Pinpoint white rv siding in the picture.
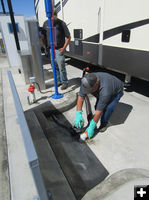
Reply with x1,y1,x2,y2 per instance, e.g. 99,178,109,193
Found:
36,0,47,26
37,0,103,41
36,0,149,50
36,0,149,81
62,0,103,41
103,0,149,51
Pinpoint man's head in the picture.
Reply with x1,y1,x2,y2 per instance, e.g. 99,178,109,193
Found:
53,9,58,23
81,73,100,94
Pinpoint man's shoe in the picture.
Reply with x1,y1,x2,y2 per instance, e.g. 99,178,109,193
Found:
61,84,68,90
57,82,62,87
99,124,108,132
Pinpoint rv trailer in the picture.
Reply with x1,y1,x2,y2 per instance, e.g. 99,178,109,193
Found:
35,0,149,82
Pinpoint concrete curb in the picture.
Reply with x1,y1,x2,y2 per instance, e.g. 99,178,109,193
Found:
82,168,149,200
2,68,39,200
0,69,10,200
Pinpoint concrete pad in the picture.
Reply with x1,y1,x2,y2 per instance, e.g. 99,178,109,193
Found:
0,69,10,200
0,55,10,69
4,66,78,113
62,70,149,199
2,52,149,200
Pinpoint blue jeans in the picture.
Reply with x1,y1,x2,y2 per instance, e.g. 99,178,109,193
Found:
54,49,68,85
100,91,123,126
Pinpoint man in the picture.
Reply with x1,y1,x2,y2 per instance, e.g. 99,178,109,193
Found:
43,9,71,90
38,27,48,56
74,72,124,140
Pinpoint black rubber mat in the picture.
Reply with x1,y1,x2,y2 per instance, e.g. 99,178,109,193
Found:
25,111,76,200
37,113,108,199
25,103,109,200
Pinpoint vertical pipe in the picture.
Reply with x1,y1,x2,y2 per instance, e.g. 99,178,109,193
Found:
44,0,63,99
7,0,21,51
52,0,55,57
1,0,6,14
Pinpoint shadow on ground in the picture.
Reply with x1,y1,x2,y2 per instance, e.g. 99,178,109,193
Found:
89,102,132,138
109,102,133,126
44,68,54,81
44,76,81,91
41,54,51,65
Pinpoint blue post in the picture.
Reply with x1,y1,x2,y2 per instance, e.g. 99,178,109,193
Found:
44,0,63,99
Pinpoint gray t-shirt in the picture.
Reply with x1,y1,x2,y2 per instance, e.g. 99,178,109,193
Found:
79,72,124,111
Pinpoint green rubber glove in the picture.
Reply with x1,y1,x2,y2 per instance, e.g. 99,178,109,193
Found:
85,119,97,139
74,110,84,128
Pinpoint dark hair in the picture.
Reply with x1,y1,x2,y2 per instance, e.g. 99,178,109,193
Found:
54,9,57,16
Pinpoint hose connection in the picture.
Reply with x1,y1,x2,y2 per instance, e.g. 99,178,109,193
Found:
27,77,37,105
27,77,53,105
82,66,90,77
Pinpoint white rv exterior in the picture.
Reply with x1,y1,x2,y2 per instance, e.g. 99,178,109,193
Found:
35,0,149,82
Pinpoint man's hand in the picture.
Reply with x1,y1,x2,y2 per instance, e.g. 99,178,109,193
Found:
85,119,97,139
59,47,65,53
74,110,84,128
60,36,71,53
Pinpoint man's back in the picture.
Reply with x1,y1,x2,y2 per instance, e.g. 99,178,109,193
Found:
96,72,124,96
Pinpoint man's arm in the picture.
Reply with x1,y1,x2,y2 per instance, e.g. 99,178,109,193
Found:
60,35,71,53
74,96,85,128
76,96,85,111
93,110,102,123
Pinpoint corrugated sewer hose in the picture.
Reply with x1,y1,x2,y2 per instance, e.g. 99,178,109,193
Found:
51,94,93,138
35,82,53,94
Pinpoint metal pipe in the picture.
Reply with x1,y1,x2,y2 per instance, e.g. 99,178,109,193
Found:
44,0,63,99
1,0,6,14
84,95,93,125
7,0,21,51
